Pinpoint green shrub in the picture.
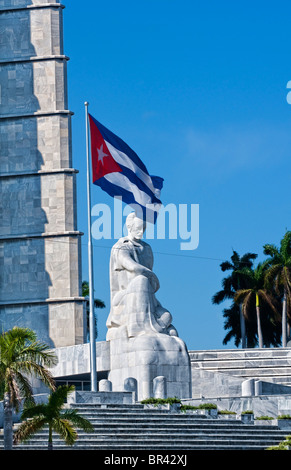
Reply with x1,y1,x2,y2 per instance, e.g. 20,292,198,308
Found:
241,410,253,415
255,416,274,420
277,414,291,420
197,403,217,410
180,403,218,413
180,405,198,411
218,409,236,415
141,397,181,405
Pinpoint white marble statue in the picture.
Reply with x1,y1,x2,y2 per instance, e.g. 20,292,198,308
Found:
106,212,178,340
106,212,192,400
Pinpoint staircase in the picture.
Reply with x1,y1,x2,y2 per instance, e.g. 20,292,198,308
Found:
0,403,289,450
189,348,291,386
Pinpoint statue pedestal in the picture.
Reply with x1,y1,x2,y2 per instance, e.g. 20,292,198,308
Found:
107,334,192,401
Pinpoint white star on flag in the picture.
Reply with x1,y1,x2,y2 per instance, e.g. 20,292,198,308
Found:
97,144,109,165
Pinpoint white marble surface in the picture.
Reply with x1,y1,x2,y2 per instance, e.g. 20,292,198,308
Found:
106,214,192,400
0,0,85,348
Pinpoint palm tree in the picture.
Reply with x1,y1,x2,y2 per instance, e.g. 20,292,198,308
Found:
263,231,291,347
212,250,258,348
222,303,246,347
0,327,57,450
234,262,280,348
82,281,105,341
13,384,94,450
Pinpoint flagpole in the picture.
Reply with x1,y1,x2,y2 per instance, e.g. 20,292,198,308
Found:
85,101,97,392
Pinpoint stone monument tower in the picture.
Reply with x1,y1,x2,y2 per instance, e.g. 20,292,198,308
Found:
0,0,85,347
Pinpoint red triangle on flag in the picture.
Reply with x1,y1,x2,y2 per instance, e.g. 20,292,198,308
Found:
89,115,122,182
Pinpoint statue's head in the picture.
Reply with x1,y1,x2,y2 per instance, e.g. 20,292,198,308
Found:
126,212,146,240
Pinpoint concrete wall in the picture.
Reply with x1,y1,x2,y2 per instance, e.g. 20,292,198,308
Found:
50,341,110,378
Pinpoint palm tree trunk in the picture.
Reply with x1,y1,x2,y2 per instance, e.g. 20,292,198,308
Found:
48,425,53,450
282,288,288,347
239,304,246,348
3,392,13,450
256,293,263,348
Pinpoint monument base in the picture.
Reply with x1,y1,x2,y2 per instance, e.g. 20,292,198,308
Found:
107,334,192,401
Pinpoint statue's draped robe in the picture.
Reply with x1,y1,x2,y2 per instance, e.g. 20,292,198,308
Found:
106,237,177,340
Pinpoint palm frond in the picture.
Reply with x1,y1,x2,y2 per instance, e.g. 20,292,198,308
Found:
82,281,105,309
212,289,230,304
280,231,291,260
12,370,34,408
6,373,22,410
240,252,258,266
7,327,37,344
18,360,56,391
53,417,78,446
222,303,242,347
235,267,255,286
230,250,240,266
21,403,47,420
62,409,94,433
48,384,74,411
242,291,254,321
234,289,251,305
94,299,106,308
21,341,58,367
220,261,234,272
263,243,280,259
258,289,281,320
14,417,47,445
264,264,282,291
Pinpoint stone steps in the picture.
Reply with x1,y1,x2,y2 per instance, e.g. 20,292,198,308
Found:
189,348,291,385
0,403,288,451
16,430,287,440
4,443,282,450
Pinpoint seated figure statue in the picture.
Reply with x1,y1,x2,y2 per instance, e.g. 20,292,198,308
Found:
106,212,179,340
106,212,191,400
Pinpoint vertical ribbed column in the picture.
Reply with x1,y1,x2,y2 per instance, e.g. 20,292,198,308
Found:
0,0,86,347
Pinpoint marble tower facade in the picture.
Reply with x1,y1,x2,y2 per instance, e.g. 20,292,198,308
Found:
0,0,85,347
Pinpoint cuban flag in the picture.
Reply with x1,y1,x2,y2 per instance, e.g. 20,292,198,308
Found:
88,114,163,223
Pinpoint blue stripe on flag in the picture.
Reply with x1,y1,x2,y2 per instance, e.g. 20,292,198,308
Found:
151,175,164,191
117,163,161,204
94,176,160,223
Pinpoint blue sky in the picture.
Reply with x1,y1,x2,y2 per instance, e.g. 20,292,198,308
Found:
63,0,291,350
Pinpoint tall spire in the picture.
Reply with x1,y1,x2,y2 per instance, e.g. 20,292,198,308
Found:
0,0,86,348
